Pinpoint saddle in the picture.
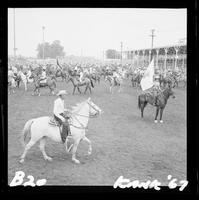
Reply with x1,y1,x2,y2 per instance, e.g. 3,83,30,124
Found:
48,116,71,143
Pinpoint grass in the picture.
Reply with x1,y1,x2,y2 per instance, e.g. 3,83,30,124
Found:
8,78,186,186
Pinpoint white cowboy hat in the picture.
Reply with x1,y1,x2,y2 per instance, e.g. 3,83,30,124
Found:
56,90,68,96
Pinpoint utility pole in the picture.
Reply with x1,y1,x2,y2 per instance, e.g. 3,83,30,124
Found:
42,26,45,60
13,8,17,62
149,29,156,61
150,29,156,49
121,42,123,66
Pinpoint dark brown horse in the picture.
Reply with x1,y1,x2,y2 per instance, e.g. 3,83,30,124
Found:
138,87,175,123
31,73,56,96
67,75,94,95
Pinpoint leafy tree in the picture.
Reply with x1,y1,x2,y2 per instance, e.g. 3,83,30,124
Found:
36,40,65,59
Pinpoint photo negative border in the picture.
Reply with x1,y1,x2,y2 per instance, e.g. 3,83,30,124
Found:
0,0,198,197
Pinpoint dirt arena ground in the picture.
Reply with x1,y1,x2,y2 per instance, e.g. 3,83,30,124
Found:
8,78,186,186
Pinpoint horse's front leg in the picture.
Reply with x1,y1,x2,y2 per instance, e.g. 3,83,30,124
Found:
71,139,81,164
82,136,92,155
154,107,159,123
24,81,27,91
73,86,76,95
159,107,164,123
84,86,87,94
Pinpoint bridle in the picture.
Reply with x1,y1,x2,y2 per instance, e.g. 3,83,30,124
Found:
69,101,100,129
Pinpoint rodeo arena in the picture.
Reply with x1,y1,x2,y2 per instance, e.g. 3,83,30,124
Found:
8,9,187,187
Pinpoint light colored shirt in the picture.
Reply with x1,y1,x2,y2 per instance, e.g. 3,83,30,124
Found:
41,71,46,79
18,71,27,81
53,98,66,120
12,67,17,74
8,70,14,78
27,70,31,78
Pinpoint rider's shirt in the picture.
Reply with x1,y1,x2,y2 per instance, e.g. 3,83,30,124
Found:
8,70,14,78
18,71,26,81
79,71,84,82
53,98,65,120
12,67,18,74
153,80,161,92
41,71,46,79
27,70,31,78
113,71,119,78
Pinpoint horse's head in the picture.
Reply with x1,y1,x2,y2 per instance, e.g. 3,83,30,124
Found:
87,97,102,117
165,86,175,99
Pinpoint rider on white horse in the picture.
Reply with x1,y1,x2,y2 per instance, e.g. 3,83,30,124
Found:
53,90,71,143
8,67,16,87
112,70,120,84
26,68,32,83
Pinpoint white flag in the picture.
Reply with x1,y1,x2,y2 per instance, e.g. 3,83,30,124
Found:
140,59,154,91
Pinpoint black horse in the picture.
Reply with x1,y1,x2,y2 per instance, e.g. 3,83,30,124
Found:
138,87,175,123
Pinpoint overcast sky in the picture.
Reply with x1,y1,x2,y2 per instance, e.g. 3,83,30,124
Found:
8,8,187,58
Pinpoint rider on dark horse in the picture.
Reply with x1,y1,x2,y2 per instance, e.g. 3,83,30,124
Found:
151,74,162,106
53,90,71,143
39,68,47,84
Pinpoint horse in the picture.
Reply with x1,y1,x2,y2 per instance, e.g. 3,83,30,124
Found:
31,73,56,96
105,75,123,93
90,73,100,84
12,72,21,88
138,86,175,123
17,70,32,91
19,97,102,164
131,73,142,87
160,73,178,88
67,75,94,95
8,76,16,94
55,69,67,82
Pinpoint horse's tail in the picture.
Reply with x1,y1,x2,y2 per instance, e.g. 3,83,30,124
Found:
19,119,34,147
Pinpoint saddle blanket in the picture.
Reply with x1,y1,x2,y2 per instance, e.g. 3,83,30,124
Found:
40,80,47,84
48,117,59,126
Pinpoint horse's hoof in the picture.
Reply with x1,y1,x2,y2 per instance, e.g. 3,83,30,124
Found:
154,120,158,123
46,157,53,162
160,120,163,123
19,159,24,164
72,159,80,164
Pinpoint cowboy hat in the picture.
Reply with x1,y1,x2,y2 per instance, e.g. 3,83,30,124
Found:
56,90,68,96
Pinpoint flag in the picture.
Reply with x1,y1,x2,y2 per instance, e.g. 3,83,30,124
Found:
56,58,62,69
140,59,154,91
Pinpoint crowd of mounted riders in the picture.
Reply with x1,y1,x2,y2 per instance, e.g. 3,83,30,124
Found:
128,65,187,88
8,59,187,94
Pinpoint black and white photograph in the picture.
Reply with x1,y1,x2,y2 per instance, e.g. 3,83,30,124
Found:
6,7,190,189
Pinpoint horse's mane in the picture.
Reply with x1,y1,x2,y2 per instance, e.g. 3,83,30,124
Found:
71,100,87,113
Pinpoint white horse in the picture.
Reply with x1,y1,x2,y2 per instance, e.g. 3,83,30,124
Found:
17,71,28,91
8,76,16,94
19,97,102,164
105,74,123,93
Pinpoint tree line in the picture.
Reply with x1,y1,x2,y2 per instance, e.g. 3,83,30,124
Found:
36,40,65,59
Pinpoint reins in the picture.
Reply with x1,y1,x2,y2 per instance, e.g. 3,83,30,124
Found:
69,101,99,129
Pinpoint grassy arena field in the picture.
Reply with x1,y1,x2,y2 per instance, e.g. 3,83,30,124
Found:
8,79,186,186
